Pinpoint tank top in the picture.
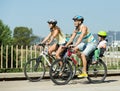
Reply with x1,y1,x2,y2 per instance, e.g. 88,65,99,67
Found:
55,31,66,44
74,25,96,43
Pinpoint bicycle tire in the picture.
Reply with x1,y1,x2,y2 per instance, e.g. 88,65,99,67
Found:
24,57,45,82
87,59,107,83
65,58,76,78
49,59,73,85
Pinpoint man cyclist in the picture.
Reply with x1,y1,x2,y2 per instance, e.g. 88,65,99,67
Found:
65,15,97,78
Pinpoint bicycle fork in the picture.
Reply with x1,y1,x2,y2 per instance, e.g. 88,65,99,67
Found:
34,57,42,71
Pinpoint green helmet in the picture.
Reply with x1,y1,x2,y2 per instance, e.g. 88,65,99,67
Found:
98,31,107,37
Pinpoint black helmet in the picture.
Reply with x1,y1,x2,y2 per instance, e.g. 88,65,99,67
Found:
73,15,84,22
47,19,57,25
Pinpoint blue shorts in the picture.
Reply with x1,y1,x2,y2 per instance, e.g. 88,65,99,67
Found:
77,42,97,56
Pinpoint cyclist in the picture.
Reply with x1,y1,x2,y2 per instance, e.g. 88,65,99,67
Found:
41,19,67,60
92,30,107,64
65,15,97,78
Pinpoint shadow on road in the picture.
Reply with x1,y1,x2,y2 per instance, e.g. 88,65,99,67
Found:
69,79,118,85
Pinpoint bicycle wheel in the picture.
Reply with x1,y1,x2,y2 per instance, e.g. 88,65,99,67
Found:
49,59,73,85
87,59,107,83
66,58,76,78
24,57,45,82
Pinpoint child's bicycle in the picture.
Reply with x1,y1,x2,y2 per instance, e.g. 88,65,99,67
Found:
24,43,55,82
49,46,107,85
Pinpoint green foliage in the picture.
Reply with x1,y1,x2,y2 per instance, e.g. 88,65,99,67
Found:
0,68,23,73
0,20,12,45
13,27,38,47
0,20,14,69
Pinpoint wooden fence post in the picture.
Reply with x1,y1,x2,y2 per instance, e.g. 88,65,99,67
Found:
34,45,37,58
26,46,28,63
1,45,3,68
6,45,8,68
16,45,18,68
21,45,23,68
30,46,32,59
11,45,13,68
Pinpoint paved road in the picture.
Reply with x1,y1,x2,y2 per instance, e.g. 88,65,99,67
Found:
0,76,120,91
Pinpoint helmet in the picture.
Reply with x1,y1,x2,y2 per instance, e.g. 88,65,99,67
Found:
98,31,107,37
72,15,84,21
47,19,57,25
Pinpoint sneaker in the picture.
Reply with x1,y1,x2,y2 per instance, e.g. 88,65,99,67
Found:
77,72,88,78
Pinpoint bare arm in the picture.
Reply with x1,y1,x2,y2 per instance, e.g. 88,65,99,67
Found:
65,30,77,47
48,29,59,44
100,44,106,49
75,26,87,46
41,33,51,44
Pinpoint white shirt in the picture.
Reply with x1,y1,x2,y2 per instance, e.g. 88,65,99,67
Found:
97,40,107,48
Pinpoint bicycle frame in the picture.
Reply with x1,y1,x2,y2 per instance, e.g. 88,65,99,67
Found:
40,45,51,66
39,51,51,66
64,48,79,65
64,47,94,65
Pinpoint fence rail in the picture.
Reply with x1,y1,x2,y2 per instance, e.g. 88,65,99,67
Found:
0,45,40,70
0,45,120,72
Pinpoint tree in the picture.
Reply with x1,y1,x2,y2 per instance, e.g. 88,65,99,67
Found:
13,27,38,47
0,20,12,45
0,20,13,69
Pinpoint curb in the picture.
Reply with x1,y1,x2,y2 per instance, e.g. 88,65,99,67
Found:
0,70,120,81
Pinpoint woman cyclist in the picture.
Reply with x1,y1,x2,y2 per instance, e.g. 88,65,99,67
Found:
41,19,67,60
65,15,97,78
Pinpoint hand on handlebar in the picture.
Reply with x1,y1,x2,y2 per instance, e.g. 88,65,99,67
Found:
61,45,75,49
68,45,75,48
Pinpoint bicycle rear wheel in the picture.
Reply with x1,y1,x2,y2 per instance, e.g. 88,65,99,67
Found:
87,59,107,83
24,57,45,82
49,59,73,85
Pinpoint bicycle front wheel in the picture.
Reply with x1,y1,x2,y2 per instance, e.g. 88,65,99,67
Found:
87,59,107,83
49,59,73,85
66,58,76,78
24,58,45,82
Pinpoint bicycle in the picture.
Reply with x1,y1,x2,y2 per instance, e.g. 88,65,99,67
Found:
24,43,55,82
49,46,107,85
49,46,75,85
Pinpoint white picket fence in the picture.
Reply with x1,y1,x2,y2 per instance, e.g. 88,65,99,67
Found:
0,45,120,70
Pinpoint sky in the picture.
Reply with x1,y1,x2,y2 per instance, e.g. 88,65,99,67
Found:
0,0,120,37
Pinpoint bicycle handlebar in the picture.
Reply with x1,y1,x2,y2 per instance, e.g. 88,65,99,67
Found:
38,43,46,47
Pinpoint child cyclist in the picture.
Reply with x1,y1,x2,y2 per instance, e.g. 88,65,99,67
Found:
92,31,107,64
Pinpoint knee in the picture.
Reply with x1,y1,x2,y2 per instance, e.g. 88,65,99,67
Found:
48,49,52,55
48,49,55,56
55,53,58,57
55,53,60,59
81,53,86,58
74,47,79,52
